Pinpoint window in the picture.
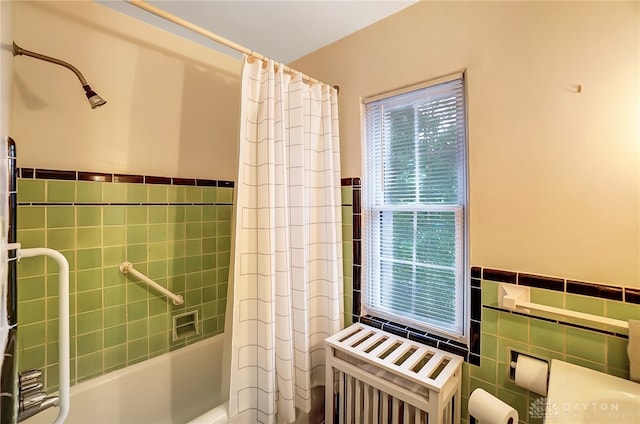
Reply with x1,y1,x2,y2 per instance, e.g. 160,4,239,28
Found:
362,71,468,342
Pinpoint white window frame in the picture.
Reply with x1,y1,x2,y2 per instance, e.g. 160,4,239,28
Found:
361,70,470,344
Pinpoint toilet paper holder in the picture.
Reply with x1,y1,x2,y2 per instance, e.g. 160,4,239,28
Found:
509,351,548,379
509,351,550,396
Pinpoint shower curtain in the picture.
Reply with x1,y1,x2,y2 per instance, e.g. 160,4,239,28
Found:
228,57,343,424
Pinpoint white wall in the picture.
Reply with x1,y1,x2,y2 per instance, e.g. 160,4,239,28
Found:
292,1,640,287
12,0,241,181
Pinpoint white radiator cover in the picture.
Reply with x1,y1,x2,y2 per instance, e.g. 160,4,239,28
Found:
325,323,463,424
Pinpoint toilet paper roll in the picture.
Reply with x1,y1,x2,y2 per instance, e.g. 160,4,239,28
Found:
514,355,549,396
468,389,518,424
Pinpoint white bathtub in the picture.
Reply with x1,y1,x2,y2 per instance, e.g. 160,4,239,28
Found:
25,334,228,424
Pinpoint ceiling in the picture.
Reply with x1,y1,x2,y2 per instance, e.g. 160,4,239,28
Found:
99,0,418,64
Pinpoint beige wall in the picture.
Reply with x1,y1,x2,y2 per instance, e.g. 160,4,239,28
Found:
1,1,12,147
292,1,640,287
12,0,241,181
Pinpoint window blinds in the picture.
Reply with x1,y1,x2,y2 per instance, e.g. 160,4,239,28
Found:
362,74,467,338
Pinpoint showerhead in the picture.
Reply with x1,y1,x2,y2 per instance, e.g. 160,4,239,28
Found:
13,42,107,110
83,85,107,109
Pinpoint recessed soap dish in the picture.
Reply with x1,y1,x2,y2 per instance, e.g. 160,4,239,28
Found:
172,311,199,341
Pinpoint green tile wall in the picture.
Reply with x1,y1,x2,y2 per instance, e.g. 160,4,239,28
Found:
339,181,640,424
16,178,233,391
460,280,638,424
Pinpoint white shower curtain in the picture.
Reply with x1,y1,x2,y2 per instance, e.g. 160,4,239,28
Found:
228,57,343,424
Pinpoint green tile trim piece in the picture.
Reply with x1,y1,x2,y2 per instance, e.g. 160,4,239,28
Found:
76,181,103,203
19,207,46,230
18,179,46,203
47,180,76,203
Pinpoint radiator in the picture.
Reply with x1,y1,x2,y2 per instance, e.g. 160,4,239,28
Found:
325,323,463,424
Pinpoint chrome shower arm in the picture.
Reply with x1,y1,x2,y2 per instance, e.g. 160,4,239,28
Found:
13,42,88,86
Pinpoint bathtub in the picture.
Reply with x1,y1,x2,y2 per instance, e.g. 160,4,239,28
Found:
24,334,228,424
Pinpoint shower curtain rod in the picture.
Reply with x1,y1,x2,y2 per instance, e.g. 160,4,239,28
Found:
127,0,326,87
